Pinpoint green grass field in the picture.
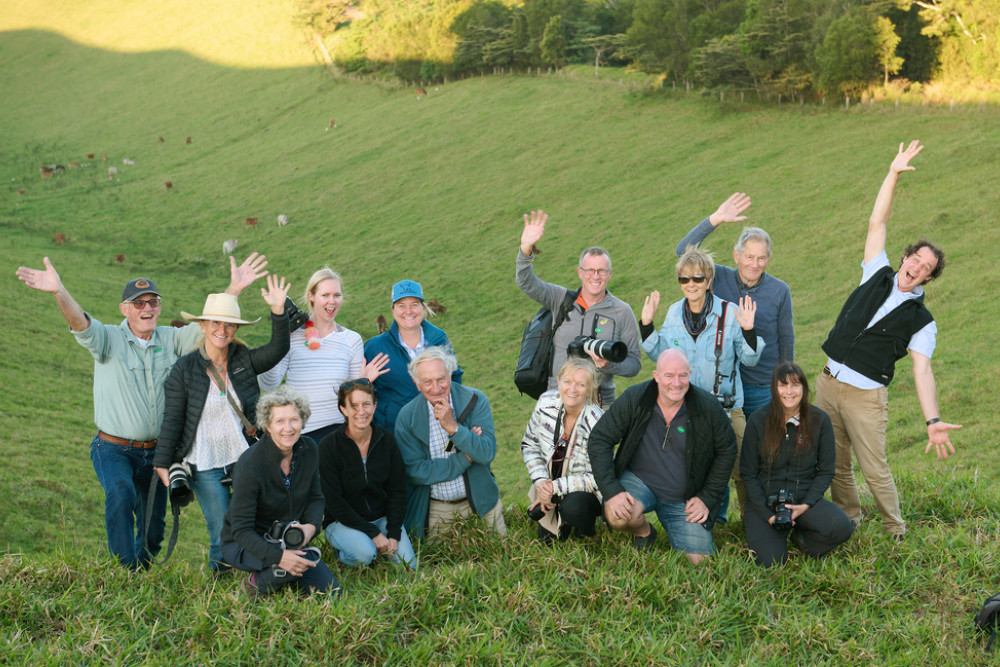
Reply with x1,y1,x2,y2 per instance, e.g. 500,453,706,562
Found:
2,2,1000,664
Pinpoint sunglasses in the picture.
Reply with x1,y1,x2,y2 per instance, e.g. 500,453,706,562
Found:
677,275,707,285
129,298,162,309
339,378,372,393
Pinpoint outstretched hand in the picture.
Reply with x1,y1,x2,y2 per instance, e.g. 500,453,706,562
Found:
228,252,269,295
360,353,390,382
520,210,547,256
736,295,757,330
640,290,661,326
261,275,291,314
890,140,923,175
16,257,62,294
709,192,752,226
925,420,961,459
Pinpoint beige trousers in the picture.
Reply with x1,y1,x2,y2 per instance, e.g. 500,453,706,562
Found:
427,498,507,540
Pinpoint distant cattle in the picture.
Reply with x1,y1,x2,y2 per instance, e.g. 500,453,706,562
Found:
101,156,107,161
170,319,187,328
165,181,173,190
68,162,80,169
108,167,118,180
186,136,192,144
375,314,388,334
158,136,164,143
415,88,427,99
87,153,96,159
54,233,66,245
328,119,336,130
244,217,258,230
17,188,25,195
277,214,288,227
223,239,238,255
123,158,135,166
114,254,125,264
39,166,54,179
426,299,447,317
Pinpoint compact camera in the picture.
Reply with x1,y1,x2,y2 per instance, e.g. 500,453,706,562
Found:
527,494,562,522
766,489,796,532
167,462,195,507
567,336,627,363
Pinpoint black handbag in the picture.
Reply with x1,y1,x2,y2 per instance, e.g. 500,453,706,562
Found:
514,289,578,399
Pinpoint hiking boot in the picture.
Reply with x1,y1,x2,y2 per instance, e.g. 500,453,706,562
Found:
242,574,262,600
633,525,657,552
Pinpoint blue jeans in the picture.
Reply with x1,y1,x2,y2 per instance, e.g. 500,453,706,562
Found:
741,381,772,419
619,470,716,555
325,516,418,570
90,434,166,570
189,465,232,572
221,541,339,596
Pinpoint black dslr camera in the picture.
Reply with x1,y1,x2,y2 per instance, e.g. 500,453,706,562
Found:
167,462,195,507
528,495,562,521
267,520,306,550
567,336,628,363
767,489,796,532
283,296,311,332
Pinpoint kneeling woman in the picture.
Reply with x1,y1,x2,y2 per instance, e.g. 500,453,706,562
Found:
740,362,854,567
220,387,339,597
520,357,604,541
319,379,417,569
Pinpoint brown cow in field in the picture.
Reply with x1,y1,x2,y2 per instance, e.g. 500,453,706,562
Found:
328,119,336,130
244,217,259,229
375,314,388,334
170,319,187,328
17,189,25,195
68,162,80,168
165,181,173,190
54,233,66,245
114,254,125,264
426,299,447,317
87,153,96,159
186,136,192,144
415,88,427,99
39,166,54,179
158,136,164,143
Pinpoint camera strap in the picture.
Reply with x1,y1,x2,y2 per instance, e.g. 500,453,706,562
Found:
142,476,181,566
712,301,730,396
204,350,259,441
444,393,479,452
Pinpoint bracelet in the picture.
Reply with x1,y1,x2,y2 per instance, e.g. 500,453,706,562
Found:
926,417,941,426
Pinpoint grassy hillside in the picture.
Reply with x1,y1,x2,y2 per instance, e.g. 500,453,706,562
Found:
2,3,1000,664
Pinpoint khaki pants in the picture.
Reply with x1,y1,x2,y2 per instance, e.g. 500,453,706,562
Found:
427,498,507,540
815,372,904,536
729,407,747,516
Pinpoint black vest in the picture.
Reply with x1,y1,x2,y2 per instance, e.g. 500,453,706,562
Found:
821,266,934,386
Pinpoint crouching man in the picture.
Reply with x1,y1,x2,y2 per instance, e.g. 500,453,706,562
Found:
588,349,736,564
395,347,506,540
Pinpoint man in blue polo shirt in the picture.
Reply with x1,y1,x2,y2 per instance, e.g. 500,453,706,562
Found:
16,253,268,569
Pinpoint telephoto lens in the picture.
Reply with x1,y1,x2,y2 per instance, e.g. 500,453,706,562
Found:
282,523,306,550
567,336,628,363
167,462,194,507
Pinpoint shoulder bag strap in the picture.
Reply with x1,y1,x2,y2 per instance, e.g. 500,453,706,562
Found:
204,350,258,438
444,393,479,452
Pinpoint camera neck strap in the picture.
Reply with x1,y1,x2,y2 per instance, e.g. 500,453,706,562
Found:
444,393,479,452
203,349,258,439
143,476,181,567
712,301,737,396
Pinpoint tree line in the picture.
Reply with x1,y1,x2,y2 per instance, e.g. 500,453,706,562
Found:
300,0,999,96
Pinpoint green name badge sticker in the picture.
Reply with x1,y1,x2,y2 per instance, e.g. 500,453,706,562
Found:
677,427,686,433
595,328,603,333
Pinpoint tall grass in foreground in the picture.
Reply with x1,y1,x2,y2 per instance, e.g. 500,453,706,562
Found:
2,2,1000,662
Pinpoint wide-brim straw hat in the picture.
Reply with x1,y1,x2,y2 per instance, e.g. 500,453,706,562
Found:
181,293,260,325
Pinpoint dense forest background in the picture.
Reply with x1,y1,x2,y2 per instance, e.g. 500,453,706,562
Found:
300,0,999,97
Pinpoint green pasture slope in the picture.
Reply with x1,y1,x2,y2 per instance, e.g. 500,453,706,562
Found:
2,3,1000,664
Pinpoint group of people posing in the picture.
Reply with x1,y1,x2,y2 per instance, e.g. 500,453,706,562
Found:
16,140,961,599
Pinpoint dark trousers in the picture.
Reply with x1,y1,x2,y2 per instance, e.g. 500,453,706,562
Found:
743,499,854,568
221,541,339,596
536,491,602,541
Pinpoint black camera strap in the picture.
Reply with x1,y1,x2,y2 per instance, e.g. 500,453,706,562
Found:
712,301,737,399
203,349,259,441
142,476,181,566
444,393,479,452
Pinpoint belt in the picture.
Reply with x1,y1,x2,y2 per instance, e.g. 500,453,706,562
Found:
97,430,157,449
430,497,468,505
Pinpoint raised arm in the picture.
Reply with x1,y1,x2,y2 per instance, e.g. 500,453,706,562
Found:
865,141,923,264
675,193,751,257
520,210,547,257
225,252,269,296
910,350,960,459
16,257,90,331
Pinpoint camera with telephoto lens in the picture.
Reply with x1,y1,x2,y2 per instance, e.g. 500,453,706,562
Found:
167,462,194,507
766,489,796,532
715,393,737,410
284,296,311,332
567,336,628,363
267,520,306,550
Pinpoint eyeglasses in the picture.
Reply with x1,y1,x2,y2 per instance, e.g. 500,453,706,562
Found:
677,275,707,285
129,298,162,309
579,268,610,277
209,320,238,330
339,378,372,393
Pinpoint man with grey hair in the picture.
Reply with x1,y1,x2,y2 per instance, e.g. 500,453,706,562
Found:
517,210,641,406
675,193,794,416
394,346,506,539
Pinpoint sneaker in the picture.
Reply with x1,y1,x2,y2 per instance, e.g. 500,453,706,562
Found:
242,574,261,600
633,525,658,552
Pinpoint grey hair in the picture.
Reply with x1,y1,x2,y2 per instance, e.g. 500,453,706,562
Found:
578,247,611,272
408,346,459,380
256,386,311,433
734,227,773,257
676,245,715,284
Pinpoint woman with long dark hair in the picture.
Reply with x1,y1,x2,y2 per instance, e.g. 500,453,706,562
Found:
740,362,854,567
